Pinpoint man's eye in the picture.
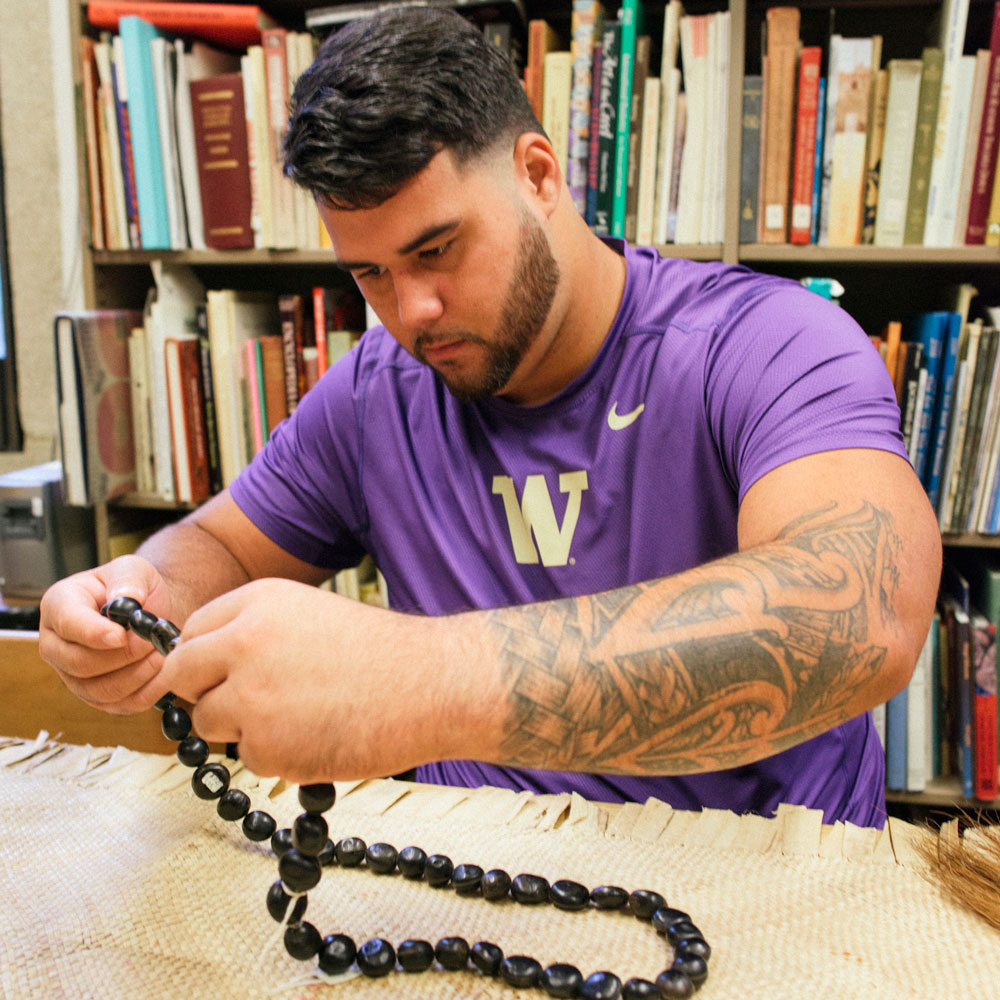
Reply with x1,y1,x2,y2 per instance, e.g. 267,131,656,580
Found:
420,240,453,260
355,266,383,281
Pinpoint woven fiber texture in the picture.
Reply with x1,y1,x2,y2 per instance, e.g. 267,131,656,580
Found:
1,733,998,1000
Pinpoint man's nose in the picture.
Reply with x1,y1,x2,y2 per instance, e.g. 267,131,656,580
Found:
394,271,445,329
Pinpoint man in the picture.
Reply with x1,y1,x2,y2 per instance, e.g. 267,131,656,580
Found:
39,9,940,826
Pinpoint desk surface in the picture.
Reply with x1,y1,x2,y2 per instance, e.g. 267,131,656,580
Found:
2,735,999,1000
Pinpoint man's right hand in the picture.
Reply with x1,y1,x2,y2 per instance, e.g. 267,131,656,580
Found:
38,555,174,715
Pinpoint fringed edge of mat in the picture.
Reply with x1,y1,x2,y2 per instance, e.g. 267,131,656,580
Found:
0,733,936,869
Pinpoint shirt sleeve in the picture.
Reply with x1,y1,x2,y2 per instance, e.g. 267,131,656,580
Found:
704,278,910,504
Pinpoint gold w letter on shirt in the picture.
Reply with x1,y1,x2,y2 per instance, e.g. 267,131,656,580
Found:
492,471,589,567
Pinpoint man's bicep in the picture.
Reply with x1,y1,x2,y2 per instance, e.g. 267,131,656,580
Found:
186,489,334,586
737,448,941,666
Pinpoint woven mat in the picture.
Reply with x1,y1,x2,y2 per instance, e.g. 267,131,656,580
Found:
1,734,998,1000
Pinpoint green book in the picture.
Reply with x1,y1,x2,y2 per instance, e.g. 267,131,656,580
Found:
903,47,943,245
610,0,644,238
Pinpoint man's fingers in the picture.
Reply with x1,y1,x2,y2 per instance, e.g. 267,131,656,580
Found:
58,651,163,713
189,684,242,746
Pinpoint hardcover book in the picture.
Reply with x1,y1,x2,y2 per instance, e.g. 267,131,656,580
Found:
87,2,278,48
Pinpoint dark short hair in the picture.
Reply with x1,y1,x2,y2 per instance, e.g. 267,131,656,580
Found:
283,8,542,209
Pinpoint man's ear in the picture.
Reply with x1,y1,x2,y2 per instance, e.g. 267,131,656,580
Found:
513,132,561,217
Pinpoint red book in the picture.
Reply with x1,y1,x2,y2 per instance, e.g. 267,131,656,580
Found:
86,2,278,49
971,612,999,801
790,47,822,244
189,72,254,249
164,337,211,504
965,1,1000,244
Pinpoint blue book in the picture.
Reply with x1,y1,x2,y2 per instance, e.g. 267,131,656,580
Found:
810,76,826,245
885,686,908,791
942,564,975,800
924,312,963,506
906,311,951,484
610,0,643,238
118,16,170,249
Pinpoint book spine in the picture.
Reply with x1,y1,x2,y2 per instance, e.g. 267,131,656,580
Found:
611,0,641,238
810,76,826,244
622,34,650,242
860,67,889,245
86,1,275,49
584,38,604,228
790,47,821,244
593,20,620,235
568,1,605,216
965,4,1000,243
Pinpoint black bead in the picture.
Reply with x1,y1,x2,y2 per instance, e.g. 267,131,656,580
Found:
357,937,396,978
191,762,229,800
271,827,293,856
550,878,590,911
298,782,336,814
161,704,191,742
216,788,250,822
654,969,695,999
283,920,321,960
266,880,307,923
629,889,666,921
334,836,366,867
541,963,584,997
452,863,484,895
397,939,435,972
671,952,708,986
424,853,454,886
318,933,357,975
154,692,176,710
470,941,503,976
102,596,141,627
435,936,470,970
675,937,711,962
590,885,629,910
243,810,277,842
177,736,209,768
150,618,180,657
581,971,622,999
292,813,329,857
501,955,542,989
511,873,550,904
622,978,660,999
317,839,336,867
279,848,322,893
397,845,427,879
128,607,158,640
652,907,691,934
481,868,512,900
665,920,701,945
225,742,239,761
365,842,398,874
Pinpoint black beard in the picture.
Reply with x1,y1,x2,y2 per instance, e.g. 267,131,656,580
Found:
416,213,560,403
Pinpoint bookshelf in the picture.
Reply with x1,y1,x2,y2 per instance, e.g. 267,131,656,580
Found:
66,1,999,812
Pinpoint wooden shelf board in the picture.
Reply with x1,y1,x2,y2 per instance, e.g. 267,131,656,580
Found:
886,776,1000,810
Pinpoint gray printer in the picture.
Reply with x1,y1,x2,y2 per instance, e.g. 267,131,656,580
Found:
0,461,95,599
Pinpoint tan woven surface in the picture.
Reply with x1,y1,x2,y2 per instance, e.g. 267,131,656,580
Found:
1,733,998,1000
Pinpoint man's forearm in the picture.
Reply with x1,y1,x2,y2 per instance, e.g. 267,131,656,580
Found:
480,501,912,776
136,518,252,626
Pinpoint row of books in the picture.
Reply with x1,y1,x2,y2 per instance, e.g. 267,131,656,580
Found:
881,556,1000,803
878,284,1000,537
80,8,324,251
54,264,365,508
743,1,1000,248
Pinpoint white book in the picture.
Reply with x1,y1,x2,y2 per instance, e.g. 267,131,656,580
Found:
150,36,189,249
291,32,319,249
907,366,928,462
873,59,922,247
952,49,991,246
245,46,274,248
905,619,933,792
676,14,708,244
923,0,972,245
543,50,573,179
127,323,155,495
635,76,661,246
653,0,683,244
706,11,730,243
144,262,206,501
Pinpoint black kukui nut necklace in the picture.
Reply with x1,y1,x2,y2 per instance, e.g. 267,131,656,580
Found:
101,597,712,999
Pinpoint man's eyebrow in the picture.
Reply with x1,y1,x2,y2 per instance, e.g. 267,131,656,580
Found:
334,220,461,272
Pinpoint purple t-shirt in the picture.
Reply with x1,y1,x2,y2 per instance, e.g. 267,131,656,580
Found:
231,241,908,826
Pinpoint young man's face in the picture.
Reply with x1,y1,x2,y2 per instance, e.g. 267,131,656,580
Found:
318,149,562,404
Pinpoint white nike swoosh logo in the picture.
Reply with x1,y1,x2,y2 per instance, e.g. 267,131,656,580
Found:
607,402,645,430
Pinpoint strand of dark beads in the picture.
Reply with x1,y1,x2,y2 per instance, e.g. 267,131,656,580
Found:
100,597,712,999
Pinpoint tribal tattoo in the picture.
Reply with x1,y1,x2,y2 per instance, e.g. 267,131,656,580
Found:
492,502,902,774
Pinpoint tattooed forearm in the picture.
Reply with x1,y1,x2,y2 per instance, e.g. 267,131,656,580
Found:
492,503,902,775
